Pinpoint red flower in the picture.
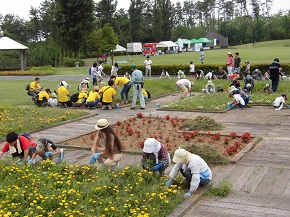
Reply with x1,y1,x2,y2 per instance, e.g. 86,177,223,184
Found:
240,132,251,143
224,137,229,144
234,141,241,148
136,113,144,118
165,115,170,120
138,141,144,148
147,119,152,124
229,132,237,139
127,128,134,136
211,133,220,141
165,137,169,142
183,134,191,141
116,121,122,126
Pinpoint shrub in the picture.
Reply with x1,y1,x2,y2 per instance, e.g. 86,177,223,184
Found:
62,57,85,67
183,116,223,131
207,180,233,197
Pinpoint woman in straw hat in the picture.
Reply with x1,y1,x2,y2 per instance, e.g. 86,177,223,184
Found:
166,148,212,198
90,119,124,168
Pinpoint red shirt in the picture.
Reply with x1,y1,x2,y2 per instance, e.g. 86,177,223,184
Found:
229,74,239,80
1,136,36,153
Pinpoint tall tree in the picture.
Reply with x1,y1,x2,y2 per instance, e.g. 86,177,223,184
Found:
54,0,95,57
95,0,117,28
152,0,163,42
129,0,144,42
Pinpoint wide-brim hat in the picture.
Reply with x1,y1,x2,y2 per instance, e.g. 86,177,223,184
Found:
51,93,57,98
173,148,187,164
83,80,89,84
228,86,237,93
227,52,232,55
207,80,213,85
61,81,68,88
95,119,109,130
143,138,159,153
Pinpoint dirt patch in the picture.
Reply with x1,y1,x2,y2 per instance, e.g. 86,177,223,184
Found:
62,115,254,162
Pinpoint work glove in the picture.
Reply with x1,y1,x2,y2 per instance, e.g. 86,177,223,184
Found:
287,105,290,109
28,159,35,164
184,191,193,198
90,153,101,164
153,163,163,171
45,152,54,157
166,178,174,188
17,161,26,165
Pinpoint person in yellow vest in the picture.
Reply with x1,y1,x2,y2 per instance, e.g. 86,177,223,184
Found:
35,88,51,107
57,81,72,108
99,80,116,110
110,75,131,105
86,86,101,109
27,77,43,99
73,87,88,108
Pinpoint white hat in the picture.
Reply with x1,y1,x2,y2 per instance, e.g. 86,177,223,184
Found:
228,86,237,93
83,80,89,84
61,81,68,88
173,148,187,164
51,93,57,98
265,83,270,87
246,83,252,88
143,138,161,164
207,80,213,85
95,119,109,130
227,52,232,55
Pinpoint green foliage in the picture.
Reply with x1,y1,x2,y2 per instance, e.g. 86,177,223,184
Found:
100,23,119,53
183,116,224,131
207,180,233,197
62,57,85,67
0,163,184,216
183,143,229,165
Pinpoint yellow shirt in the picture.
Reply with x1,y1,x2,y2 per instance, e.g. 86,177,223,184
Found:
115,77,130,85
58,86,69,102
100,86,116,103
38,91,49,101
142,89,148,97
29,81,40,92
87,91,100,102
75,92,88,104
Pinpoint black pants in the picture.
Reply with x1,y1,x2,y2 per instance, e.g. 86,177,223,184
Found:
272,79,279,93
180,168,210,187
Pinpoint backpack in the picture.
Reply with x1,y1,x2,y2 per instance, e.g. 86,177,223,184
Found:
99,87,111,103
89,66,92,75
25,83,30,91
70,93,79,102
19,132,33,141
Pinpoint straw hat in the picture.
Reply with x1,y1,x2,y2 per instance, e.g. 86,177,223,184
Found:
228,86,237,93
95,119,109,130
51,93,57,98
227,52,232,55
173,148,187,164
207,80,213,85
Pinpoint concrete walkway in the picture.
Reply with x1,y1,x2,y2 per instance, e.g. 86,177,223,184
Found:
1,92,290,216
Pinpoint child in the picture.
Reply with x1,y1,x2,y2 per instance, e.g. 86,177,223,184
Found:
231,89,245,109
189,61,195,78
90,63,98,86
159,69,171,79
177,70,186,79
202,80,215,94
48,93,58,107
263,83,271,93
28,138,64,164
217,85,224,93
78,77,90,91
200,47,205,64
86,86,101,108
141,138,170,176
273,94,289,110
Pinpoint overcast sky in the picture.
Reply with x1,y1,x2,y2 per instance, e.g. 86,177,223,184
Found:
0,0,290,20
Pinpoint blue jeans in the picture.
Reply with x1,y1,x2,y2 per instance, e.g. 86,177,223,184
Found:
86,99,99,107
272,79,279,93
120,81,132,100
180,168,211,187
27,91,39,97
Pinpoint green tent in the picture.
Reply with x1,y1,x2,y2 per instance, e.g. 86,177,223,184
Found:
190,38,198,44
175,39,191,45
196,38,213,43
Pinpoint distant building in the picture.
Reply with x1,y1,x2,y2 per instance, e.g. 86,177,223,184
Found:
206,32,228,48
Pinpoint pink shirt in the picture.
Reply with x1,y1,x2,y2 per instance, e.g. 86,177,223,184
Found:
227,56,233,67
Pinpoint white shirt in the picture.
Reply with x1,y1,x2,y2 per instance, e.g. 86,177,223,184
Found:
98,65,103,72
273,96,285,108
190,63,195,72
48,98,58,107
169,153,212,192
176,79,192,88
144,59,152,69
234,94,245,106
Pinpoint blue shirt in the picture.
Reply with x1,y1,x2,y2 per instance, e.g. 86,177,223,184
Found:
131,69,144,83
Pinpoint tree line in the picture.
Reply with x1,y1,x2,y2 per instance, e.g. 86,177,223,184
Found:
0,0,289,66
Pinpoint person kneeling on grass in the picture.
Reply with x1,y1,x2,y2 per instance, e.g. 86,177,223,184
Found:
273,94,289,110
166,148,212,198
90,119,125,168
86,86,101,109
48,92,58,107
72,87,88,108
35,88,51,107
229,89,245,110
28,138,64,164
141,138,171,176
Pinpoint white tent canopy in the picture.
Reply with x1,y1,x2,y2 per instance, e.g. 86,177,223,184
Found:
114,44,127,52
156,41,178,48
0,37,29,50
0,37,29,70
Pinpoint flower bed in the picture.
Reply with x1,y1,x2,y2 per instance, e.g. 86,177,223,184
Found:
62,114,254,163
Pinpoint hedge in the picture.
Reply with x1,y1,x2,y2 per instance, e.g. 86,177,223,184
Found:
62,57,85,67
102,63,290,76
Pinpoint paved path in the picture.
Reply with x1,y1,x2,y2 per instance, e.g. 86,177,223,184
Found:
1,91,290,216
